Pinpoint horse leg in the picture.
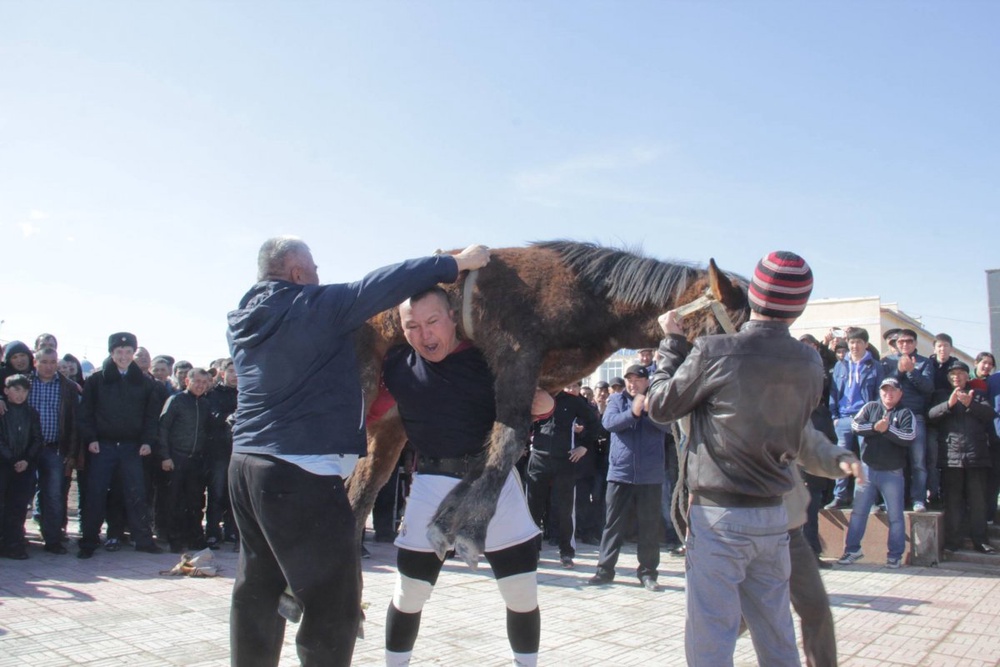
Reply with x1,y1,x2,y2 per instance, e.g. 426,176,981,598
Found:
428,356,539,566
346,408,408,544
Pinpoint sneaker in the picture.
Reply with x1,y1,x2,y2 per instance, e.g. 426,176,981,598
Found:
912,502,927,513
587,573,614,586
560,556,574,569
824,498,851,510
640,576,659,592
837,551,864,565
361,545,371,559
104,538,121,552
669,545,686,557
886,557,901,569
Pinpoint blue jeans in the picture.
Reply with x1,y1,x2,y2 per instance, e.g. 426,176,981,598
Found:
832,417,862,501
685,504,798,667
845,465,906,560
36,445,66,546
908,416,927,506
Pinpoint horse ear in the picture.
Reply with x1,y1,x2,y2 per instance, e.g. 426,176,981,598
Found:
708,258,742,307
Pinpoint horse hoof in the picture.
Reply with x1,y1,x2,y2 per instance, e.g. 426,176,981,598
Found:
426,523,452,561
454,536,481,570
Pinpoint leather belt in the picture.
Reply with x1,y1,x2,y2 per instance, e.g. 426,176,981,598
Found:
691,490,782,508
417,449,487,479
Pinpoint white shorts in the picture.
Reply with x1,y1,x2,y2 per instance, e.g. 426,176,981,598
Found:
395,469,540,553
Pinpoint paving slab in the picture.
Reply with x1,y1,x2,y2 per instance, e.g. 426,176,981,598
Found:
2,520,1000,666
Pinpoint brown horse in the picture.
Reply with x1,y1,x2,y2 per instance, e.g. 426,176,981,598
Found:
346,240,749,566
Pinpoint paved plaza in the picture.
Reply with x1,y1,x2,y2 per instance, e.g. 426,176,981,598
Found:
2,520,1000,667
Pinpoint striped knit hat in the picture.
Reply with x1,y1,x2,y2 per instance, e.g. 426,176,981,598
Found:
748,251,813,319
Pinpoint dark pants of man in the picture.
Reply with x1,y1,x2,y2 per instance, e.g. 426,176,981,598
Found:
595,481,661,580
0,463,35,554
943,466,989,549
205,456,234,542
228,453,360,667
525,453,576,559
166,454,207,546
80,442,154,550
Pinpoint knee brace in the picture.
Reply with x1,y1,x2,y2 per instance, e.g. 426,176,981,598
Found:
392,574,434,615
496,571,538,613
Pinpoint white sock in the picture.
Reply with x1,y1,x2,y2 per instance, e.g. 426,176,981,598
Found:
385,649,412,666
512,652,538,667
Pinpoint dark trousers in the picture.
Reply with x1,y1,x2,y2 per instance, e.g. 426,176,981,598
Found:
525,452,576,558
166,455,207,545
80,442,153,550
0,463,35,553
106,468,127,540
596,481,661,580
573,474,600,541
228,453,360,667
205,457,234,541
943,466,989,548
143,454,171,539
987,442,1000,523
789,526,837,667
372,464,402,540
36,445,67,546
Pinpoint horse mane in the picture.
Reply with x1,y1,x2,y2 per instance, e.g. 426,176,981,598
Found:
533,240,703,308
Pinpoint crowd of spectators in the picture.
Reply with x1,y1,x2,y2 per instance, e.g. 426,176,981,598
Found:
0,332,237,560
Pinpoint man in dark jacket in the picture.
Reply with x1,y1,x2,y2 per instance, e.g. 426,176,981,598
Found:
526,382,598,569
226,236,489,667
28,347,79,554
159,367,212,553
646,251,822,667
204,358,238,549
880,328,934,511
588,364,671,590
837,377,915,567
77,332,163,559
928,360,997,553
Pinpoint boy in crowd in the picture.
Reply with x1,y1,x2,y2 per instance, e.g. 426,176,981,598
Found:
0,375,43,559
837,377,915,568
159,367,212,553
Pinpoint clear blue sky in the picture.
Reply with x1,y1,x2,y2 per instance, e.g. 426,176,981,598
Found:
2,2,997,364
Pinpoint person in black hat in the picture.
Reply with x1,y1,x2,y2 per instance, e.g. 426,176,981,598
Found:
76,332,163,558
928,360,997,553
609,377,625,394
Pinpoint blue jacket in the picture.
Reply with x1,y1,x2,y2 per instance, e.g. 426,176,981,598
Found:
880,353,934,416
227,255,458,457
829,353,883,419
603,391,670,485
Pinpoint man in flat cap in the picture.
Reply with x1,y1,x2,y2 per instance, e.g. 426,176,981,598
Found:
77,332,163,558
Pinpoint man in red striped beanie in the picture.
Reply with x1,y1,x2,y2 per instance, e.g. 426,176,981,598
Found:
646,251,824,667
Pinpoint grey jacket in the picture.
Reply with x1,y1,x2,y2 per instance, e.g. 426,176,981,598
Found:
647,319,824,500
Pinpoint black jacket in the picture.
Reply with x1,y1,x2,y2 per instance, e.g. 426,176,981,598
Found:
530,391,599,459
0,402,43,464
79,359,160,445
158,391,209,459
928,391,996,468
205,384,238,460
852,401,915,471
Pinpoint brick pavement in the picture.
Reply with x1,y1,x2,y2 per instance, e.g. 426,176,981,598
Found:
2,520,999,666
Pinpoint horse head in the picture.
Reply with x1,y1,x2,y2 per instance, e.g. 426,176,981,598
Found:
670,258,750,342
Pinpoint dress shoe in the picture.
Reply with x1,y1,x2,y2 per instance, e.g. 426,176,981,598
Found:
815,556,833,569
135,543,164,554
2,550,29,560
587,573,614,586
170,542,185,554
44,544,69,555
77,548,94,559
